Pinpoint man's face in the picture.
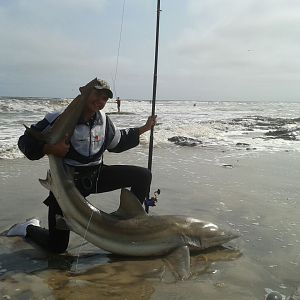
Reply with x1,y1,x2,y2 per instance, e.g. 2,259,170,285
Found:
86,89,109,113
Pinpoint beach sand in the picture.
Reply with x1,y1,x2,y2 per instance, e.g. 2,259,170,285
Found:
0,146,299,299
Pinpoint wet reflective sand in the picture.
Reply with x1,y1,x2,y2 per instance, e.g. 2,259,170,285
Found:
0,147,299,299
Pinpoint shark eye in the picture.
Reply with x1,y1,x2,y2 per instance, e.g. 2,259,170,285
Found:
203,223,219,231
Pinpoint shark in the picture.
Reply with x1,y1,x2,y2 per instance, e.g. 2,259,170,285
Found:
25,92,239,278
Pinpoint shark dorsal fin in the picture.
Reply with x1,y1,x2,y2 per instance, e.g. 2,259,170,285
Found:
111,189,146,219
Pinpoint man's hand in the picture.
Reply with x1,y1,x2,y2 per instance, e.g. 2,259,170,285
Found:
139,115,157,135
43,135,70,157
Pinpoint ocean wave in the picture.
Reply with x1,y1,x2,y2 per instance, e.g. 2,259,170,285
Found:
0,97,70,114
0,145,23,160
1,98,300,160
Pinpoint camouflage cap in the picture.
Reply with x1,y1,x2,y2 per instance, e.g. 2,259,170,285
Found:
79,78,113,98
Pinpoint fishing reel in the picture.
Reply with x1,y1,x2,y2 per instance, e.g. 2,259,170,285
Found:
145,189,160,213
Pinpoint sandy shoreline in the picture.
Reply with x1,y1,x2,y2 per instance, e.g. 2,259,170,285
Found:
0,146,300,299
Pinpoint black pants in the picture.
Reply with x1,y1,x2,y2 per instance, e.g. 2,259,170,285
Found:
26,164,152,253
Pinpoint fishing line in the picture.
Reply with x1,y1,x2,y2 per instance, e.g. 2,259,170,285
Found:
74,164,101,272
112,0,126,97
74,210,94,271
68,241,89,251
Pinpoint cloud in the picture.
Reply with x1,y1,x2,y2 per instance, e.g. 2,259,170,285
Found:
0,0,115,96
158,0,300,100
3,0,107,14
1,0,300,100
177,0,300,64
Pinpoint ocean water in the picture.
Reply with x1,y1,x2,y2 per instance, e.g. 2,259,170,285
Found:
0,96,299,160
1,97,300,299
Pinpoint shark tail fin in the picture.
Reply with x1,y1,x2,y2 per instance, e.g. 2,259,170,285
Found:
39,170,52,191
24,124,49,142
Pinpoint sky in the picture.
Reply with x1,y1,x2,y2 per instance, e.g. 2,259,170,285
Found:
1,0,300,101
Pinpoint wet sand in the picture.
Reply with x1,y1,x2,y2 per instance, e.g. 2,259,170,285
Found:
0,146,299,299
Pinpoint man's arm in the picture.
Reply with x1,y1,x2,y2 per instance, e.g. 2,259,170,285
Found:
107,115,157,153
138,115,157,135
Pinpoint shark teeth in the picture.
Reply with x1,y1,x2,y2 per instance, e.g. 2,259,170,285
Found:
182,235,202,249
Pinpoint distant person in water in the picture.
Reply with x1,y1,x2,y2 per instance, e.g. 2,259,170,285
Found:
7,78,157,254
116,97,121,113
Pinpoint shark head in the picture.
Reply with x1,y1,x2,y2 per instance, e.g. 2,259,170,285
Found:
182,218,239,251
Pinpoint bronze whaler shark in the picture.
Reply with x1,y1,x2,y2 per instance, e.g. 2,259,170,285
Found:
26,93,239,279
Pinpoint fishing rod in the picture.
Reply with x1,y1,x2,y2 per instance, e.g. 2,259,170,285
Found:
147,0,161,171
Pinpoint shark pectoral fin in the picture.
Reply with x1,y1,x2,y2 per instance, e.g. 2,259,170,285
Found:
113,189,147,219
164,246,191,281
39,170,52,191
